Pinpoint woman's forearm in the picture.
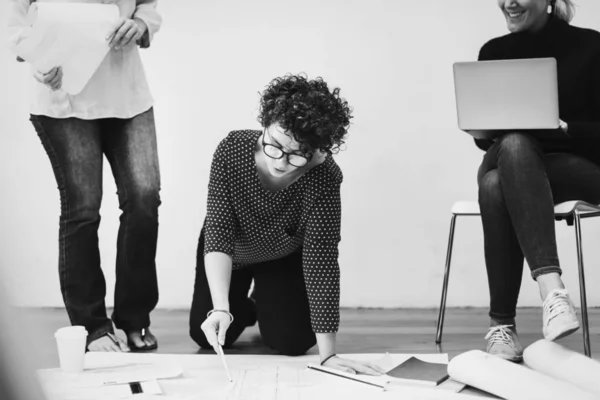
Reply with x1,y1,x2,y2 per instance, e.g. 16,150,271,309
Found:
316,332,336,362
204,252,233,311
133,0,162,48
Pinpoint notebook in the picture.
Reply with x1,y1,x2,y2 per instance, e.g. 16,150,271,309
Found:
386,357,449,386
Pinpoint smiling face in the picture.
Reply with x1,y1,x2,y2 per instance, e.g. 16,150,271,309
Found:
497,0,550,33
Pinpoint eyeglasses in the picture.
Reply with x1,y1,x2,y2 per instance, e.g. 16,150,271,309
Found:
262,129,313,168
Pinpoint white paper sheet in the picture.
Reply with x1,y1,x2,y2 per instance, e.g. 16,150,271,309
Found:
38,362,183,385
15,2,120,95
37,363,182,400
38,353,478,400
38,378,163,400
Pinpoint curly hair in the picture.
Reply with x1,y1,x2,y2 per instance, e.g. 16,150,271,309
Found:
257,74,352,155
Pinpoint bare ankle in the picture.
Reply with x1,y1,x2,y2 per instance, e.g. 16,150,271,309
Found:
536,271,564,300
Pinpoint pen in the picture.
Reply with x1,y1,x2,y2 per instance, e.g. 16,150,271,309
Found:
217,343,233,382
307,364,387,390
107,332,120,345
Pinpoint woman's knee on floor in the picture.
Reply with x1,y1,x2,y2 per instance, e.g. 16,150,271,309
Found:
262,327,317,356
189,317,245,349
189,325,212,349
189,329,243,350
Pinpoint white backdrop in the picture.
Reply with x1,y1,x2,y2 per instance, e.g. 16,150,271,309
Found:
1,0,600,310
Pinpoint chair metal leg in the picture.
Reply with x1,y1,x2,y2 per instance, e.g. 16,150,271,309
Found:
573,212,592,357
436,214,458,344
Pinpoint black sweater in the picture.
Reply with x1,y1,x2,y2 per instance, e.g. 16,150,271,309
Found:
475,16,600,164
204,130,343,333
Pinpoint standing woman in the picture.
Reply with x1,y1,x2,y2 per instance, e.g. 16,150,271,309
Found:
7,0,162,352
189,74,385,375
475,0,600,362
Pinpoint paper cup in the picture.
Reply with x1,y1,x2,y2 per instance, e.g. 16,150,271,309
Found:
54,326,87,373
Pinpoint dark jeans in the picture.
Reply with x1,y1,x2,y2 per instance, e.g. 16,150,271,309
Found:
477,133,600,322
29,108,161,344
189,231,316,356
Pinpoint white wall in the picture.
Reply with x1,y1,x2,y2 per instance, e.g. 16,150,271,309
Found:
1,0,600,310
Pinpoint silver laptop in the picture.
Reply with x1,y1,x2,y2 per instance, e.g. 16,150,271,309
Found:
453,58,564,139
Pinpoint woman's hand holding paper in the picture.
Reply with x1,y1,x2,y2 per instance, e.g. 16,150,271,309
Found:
106,18,148,50
34,67,62,91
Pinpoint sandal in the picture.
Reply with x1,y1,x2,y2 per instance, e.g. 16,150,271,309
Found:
125,329,158,351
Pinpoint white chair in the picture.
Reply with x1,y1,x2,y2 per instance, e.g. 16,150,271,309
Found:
435,200,600,357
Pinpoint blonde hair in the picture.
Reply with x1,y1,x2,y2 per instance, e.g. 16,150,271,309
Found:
553,0,576,23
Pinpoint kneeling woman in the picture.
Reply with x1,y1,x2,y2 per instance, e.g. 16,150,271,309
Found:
189,74,383,375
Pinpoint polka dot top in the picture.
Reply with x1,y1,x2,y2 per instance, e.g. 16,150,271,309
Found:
203,130,343,333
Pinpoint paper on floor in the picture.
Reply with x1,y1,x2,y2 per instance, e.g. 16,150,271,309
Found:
37,362,183,400
38,379,162,400
449,350,598,400
38,353,478,400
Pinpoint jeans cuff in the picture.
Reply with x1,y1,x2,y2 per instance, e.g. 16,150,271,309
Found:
489,311,516,322
112,314,150,333
86,322,115,348
531,266,562,280
489,316,516,326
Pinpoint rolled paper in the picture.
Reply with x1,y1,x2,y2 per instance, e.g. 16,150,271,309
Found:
524,340,600,397
448,350,598,400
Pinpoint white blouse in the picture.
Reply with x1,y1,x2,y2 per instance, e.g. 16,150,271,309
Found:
7,0,161,120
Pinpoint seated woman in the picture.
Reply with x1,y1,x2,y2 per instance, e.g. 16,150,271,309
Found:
189,74,384,375
476,0,600,362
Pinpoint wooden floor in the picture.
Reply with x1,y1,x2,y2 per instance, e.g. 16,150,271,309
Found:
21,307,600,369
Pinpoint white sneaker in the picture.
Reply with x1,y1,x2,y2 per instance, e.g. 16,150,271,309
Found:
485,325,523,363
542,288,580,341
